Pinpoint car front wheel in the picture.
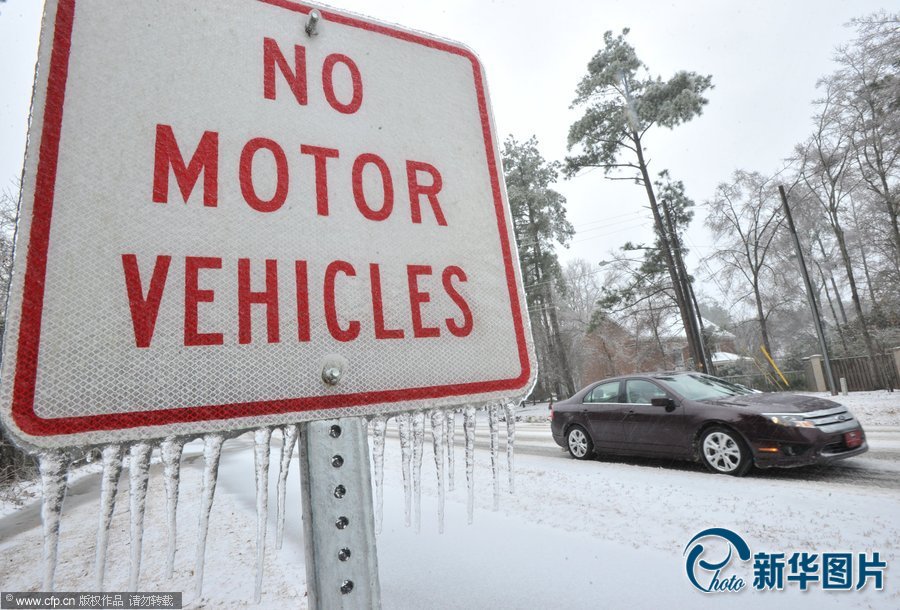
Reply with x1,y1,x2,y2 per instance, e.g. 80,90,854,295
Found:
566,425,594,460
699,427,751,476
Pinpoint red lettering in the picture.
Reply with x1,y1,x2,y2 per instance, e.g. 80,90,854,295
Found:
442,266,473,337
122,254,171,348
406,161,447,226
300,145,340,216
295,260,311,342
263,38,308,106
322,53,363,114
352,153,393,221
238,258,280,344
407,265,440,338
184,256,223,346
369,264,404,339
240,138,289,213
152,125,218,206
324,260,360,342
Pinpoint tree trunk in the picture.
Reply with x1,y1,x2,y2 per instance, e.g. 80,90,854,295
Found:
816,262,849,355
526,204,575,398
647,302,668,365
542,280,576,397
751,277,774,365
632,131,702,371
875,156,900,263
850,198,880,310
859,243,879,312
833,222,889,390
664,198,710,373
815,236,849,324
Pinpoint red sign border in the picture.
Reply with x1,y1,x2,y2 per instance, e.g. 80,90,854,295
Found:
11,0,531,437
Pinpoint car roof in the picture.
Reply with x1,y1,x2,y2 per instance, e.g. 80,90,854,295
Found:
601,371,692,380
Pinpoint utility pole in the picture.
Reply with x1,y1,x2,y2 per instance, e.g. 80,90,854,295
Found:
779,186,837,395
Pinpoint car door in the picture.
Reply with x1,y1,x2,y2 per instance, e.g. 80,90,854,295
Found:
620,379,689,456
581,380,630,449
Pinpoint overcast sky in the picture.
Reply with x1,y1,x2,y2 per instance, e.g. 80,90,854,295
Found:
0,0,893,293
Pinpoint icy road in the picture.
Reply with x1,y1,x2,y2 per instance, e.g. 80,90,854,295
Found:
1,391,898,609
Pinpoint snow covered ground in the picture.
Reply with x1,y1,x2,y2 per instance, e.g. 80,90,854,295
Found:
1,390,898,608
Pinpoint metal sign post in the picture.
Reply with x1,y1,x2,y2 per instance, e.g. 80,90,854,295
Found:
299,418,381,609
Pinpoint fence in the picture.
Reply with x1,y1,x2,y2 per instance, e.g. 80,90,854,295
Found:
825,354,899,391
720,370,808,392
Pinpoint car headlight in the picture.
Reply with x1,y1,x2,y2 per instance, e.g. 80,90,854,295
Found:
763,413,815,428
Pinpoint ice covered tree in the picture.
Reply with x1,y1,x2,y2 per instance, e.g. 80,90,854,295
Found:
502,136,576,398
795,79,888,390
565,28,713,371
705,170,785,363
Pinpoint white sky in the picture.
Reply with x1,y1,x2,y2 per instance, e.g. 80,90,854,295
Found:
0,0,893,292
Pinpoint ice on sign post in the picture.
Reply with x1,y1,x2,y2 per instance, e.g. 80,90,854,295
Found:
0,0,535,449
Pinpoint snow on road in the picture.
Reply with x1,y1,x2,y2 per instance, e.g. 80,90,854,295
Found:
1,390,898,608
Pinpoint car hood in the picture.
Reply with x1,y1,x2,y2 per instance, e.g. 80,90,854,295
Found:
705,393,843,413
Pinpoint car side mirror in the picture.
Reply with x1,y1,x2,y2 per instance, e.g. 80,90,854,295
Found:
651,397,675,408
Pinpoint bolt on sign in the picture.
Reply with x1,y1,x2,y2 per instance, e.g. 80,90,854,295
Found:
0,0,536,448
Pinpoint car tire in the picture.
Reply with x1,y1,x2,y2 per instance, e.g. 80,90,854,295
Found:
566,425,594,460
699,426,752,476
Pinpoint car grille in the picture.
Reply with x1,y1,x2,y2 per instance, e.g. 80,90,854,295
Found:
822,440,857,455
800,406,857,432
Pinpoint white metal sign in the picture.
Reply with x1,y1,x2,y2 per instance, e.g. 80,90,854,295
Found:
0,0,535,447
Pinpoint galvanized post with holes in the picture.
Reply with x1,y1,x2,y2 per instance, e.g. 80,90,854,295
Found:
299,418,381,609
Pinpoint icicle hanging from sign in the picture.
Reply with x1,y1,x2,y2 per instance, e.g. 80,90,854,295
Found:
488,404,500,510
445,409,456,492
412,411,425,532
370,415,387,535
430,409,446,534
505,402,516,494
464,405,476,524
128,442,153,591
253,428,272,604
39,450,69,591
275,425,299,551
160,437,185,581
194,434,225,599
95,444,124,590
398,413,412,527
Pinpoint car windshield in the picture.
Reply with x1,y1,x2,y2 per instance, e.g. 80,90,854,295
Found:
654,373,754,401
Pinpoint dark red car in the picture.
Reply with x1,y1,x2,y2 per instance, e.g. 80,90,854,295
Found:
550,372,868,476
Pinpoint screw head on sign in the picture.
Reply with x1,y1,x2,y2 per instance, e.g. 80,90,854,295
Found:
338,548,351,561
306,9,320,37
331,454,344,468
322,366,342,385
341,580,354,594
334,484,346,499
320,354,348,386
336,516,349,529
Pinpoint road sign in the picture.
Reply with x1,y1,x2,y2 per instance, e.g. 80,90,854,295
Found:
1,0,535,448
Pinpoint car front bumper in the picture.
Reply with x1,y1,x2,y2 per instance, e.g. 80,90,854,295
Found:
751,426,869,468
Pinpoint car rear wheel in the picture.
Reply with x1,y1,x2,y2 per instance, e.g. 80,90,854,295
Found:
566,425,594,460
699,427,751,476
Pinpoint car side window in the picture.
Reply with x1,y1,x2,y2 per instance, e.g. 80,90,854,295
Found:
624,380,668,404
585,381,621,403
